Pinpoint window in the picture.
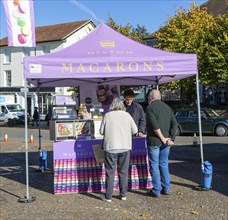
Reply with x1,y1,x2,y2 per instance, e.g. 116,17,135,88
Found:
205,109,219,117
23,48,30,57
175,110,189,118
189,111,198,118
27,81,32,86
22,48,31,62
42,46,50,54
4,49,11,63
1,106,8,114
5,70,12,86
193,111,198,117
201,111,207,118
6,104,23,111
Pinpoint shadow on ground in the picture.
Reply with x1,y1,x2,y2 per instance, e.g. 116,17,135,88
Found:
169,143,228,196
0,143,227,197
0,150,54,195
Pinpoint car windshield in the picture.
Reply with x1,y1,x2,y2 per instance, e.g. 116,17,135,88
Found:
205,109,220,117
175,110,189,117
6,104,24,112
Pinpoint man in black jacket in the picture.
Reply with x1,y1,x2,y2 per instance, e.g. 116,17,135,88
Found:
32,107,39,126
146,89,177,197
124,89,146,137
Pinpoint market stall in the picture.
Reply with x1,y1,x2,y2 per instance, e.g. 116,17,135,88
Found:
49,102,152,194
23,23,200,198
53,137,151,194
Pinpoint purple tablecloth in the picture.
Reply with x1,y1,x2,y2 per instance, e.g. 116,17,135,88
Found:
53,137,147,160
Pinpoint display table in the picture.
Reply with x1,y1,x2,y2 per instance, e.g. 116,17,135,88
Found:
53,137,152,194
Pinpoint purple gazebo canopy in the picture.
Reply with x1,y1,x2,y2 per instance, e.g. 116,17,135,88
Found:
24,23,198,87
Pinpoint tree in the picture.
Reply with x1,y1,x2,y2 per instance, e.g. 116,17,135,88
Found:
106,16,149,44
67,86,79,97
152,3,228,102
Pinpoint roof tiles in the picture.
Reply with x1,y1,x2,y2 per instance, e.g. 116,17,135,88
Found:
0,19,92,46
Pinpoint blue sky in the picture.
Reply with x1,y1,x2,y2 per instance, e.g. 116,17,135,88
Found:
0,0,207,39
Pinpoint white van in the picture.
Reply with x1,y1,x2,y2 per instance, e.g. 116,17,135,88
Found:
0,112,11,125
0,103,30,126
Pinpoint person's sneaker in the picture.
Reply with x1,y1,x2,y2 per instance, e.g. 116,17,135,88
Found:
120,197,126,201
100,195,112,202
161,189,170,195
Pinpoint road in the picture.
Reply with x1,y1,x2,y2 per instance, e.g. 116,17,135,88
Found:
0,121,51,145
1,121,227,147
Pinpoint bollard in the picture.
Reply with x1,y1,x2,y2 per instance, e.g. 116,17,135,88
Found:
201,161,212,190
39,150,48,171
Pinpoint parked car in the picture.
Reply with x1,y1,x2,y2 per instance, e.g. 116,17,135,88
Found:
174,108,228,136
0,103,30,125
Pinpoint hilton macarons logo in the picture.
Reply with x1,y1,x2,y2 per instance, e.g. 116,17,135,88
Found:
61,40,164,73
100,41,115,48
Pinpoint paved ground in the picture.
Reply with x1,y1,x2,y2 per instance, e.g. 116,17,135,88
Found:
0,133,228,219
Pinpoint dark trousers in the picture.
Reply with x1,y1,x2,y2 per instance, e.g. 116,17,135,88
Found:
104,151,130,199
32,118,39,126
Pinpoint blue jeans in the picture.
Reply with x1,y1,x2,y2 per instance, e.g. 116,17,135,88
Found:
147,144,171,195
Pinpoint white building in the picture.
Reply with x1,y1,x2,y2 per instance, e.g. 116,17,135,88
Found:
0,19,96,115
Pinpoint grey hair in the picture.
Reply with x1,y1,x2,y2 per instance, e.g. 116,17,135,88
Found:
109,98,126,111
148,89,161,100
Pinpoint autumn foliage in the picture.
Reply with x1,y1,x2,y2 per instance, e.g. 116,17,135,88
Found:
153,3,227,100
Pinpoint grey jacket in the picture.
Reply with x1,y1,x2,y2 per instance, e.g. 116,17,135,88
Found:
100,110,138,152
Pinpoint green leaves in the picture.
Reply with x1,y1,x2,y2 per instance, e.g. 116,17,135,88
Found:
153,3,228,101
106,16,149,44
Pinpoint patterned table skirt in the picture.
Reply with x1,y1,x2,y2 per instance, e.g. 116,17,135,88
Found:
54,155,152,194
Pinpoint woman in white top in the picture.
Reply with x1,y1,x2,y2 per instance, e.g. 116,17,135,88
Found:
100,98,138,202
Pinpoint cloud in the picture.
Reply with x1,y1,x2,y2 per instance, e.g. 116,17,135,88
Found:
69,0,104,23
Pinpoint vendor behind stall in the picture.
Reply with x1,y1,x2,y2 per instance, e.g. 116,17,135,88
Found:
45,108,52,126
123,89,146,137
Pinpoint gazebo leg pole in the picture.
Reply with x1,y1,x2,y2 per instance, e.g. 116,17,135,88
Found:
196,75,204,169
18,79,36,203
